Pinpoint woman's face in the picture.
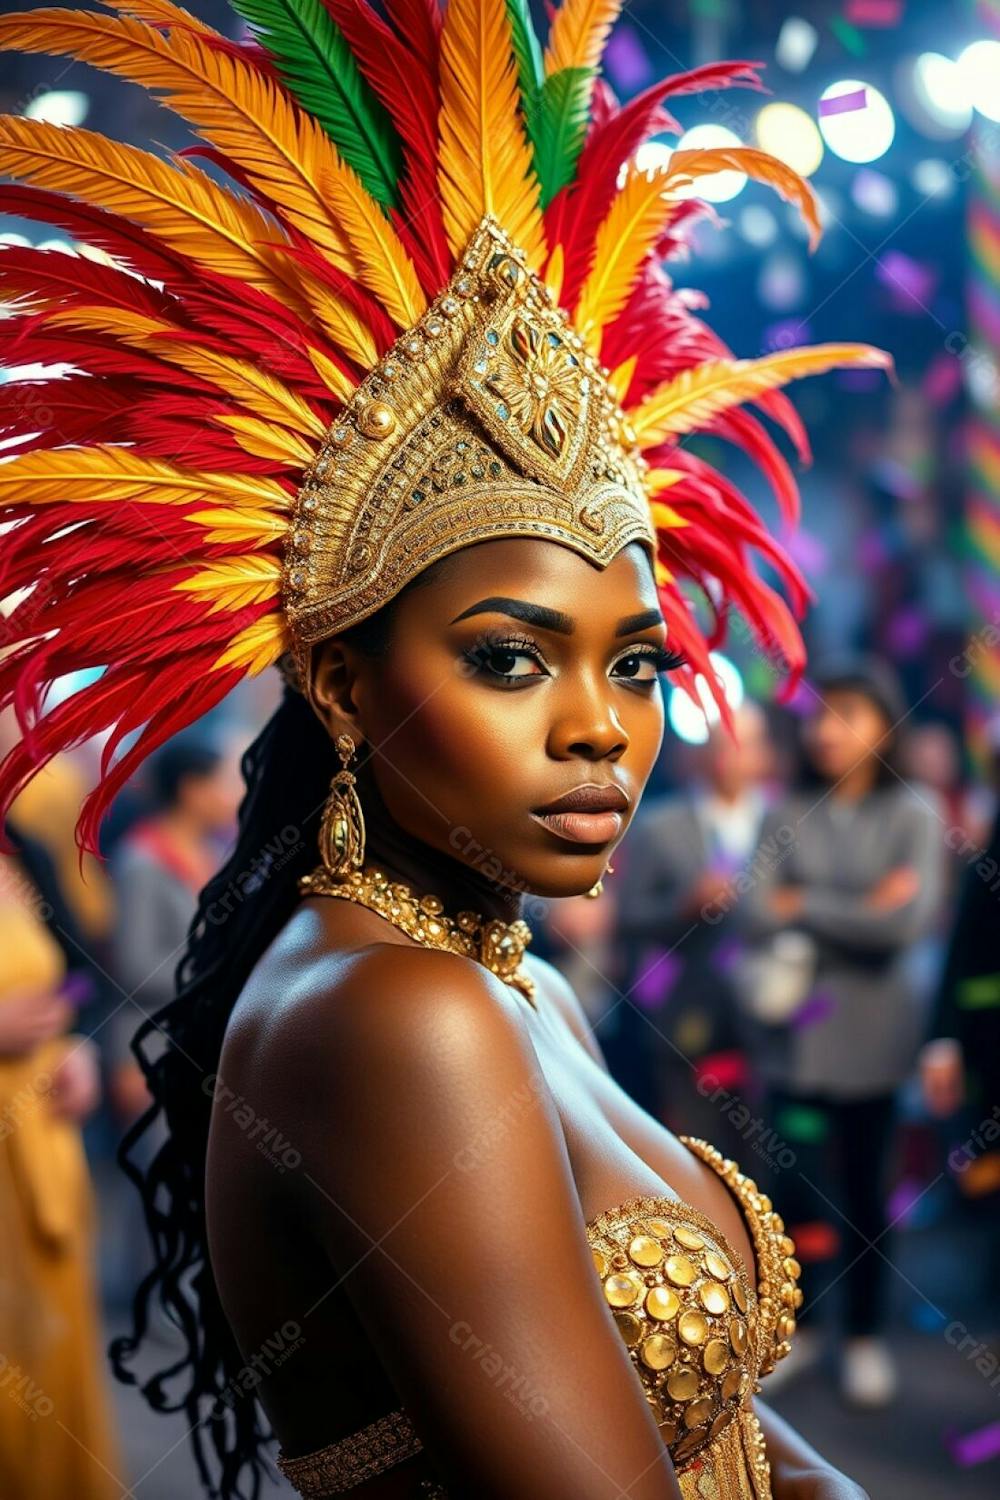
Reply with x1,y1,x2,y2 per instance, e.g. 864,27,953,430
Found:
801,687,891,784
329,537,677,899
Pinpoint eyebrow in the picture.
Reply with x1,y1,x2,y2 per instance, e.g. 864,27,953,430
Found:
449,597,664,637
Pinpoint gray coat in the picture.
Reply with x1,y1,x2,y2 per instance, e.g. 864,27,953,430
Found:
736,784,946,1097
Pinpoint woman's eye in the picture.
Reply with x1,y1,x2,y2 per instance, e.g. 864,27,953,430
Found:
464,639,546,682
614,647,685,683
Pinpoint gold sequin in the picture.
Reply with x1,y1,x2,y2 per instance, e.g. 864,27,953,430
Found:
784,1256,801,1279
721,1369,743,1403
665,1254,697,1287
628,1234,664,1267
640,1335,678,1371
678,1310,709,1346
666,1368,701,1402
644,1217,674,1239
777,1313,797,1341
731,1279,749,1313
645,1286,681,1321
685,1397,715,1429
674,1225,706,1251
614,1311,642,1346
729,1318,748,1356
704,1251,731,1280
604,1272,642,1308
592,1248,608,1277
699,1281,730,1315
708,1410,734,1441
703,1339,730,1376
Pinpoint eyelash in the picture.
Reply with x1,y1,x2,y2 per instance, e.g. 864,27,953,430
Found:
461,630,687,687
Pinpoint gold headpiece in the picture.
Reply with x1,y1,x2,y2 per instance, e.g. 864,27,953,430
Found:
285,217,656,669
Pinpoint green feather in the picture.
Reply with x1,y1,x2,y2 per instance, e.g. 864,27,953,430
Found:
504,0,547,184
534,67,593,206
504,0,544,105
230,0,402,208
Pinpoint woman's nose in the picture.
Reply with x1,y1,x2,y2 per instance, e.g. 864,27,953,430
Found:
546,679,628,761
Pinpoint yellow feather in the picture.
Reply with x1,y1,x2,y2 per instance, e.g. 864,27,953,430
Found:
438,0,545,269
649,500,687,530
644,467,684,495
300,274,379,370
42,307,326,437
575,166,677,351
99,0,222,32
665,147,822,251
319,162,426,328
307,346,357,403
213,612,289,674
631,344,894,448
175,555,283,614
188,507,287,544
607,353,637,404
0,10,355,270
215,414,315,467
654,556,674,587
0,115,300,308
0,444,292,508
544,243,565,303
544,0,623,75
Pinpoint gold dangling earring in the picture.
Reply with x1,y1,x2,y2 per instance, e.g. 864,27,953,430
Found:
585,860,615,900
318,733,366,881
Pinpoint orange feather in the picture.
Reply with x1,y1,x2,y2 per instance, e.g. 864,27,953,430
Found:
574,165,677,350
665,146,823,251
437,0,545,268
631,344,894,448
544,0,623,75
0,444,293,508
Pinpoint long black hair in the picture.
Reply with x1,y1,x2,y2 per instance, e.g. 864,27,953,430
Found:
110,559,450,1498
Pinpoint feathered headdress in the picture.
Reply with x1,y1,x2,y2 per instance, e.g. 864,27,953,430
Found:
0,0,890,853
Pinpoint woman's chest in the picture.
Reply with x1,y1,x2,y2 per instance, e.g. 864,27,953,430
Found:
527,1005,758,1285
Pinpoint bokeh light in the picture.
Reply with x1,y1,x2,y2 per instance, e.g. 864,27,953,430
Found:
672,124,746,204
818,79,896,163
668,655,745,745
756,102,824,177
959,40,1000,123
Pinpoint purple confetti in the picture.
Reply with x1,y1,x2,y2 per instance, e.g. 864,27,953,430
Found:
946,1423,1000,1468
818,88,868,117
763,318,813,352
604,24,654,92
876,250,939,315
633,948,683,1010
886,605,929,658
791,989,837,1030
712,936,743,975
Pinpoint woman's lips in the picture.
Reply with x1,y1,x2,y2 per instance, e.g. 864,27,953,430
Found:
529,809,623,844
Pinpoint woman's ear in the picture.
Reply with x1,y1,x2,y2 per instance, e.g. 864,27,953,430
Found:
308,638,366,747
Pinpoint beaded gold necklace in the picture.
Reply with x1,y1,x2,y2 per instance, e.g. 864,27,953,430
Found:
299,865,536,1006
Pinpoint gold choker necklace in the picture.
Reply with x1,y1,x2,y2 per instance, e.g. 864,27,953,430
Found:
299,865,537,1006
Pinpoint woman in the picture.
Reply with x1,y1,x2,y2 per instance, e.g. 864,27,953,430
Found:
738,657,944,1409
0,827,124,1500
0,0,888,1494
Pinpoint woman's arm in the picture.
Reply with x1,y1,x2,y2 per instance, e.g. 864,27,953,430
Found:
756,1399,868,1499
285,946,682,1500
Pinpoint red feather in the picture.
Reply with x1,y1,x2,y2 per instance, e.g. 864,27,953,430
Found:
550,60,768,306
0,185,199,290
382,0,441,76
0,375,137,453
0,246,178,320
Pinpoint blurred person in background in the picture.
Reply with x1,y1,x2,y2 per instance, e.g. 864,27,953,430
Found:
108,736,242,1125
607,700,774,1145
921,776,1000,1293
738,657,945,1409
0,819,124,1498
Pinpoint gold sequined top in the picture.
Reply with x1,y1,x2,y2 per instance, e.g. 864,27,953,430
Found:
276,1138,802,1499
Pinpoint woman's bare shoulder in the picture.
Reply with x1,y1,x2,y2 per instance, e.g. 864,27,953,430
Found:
229,914,536,1099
